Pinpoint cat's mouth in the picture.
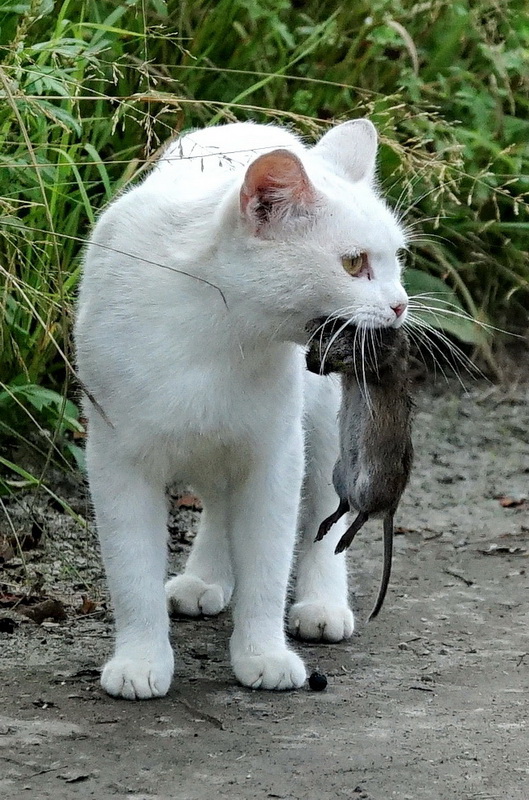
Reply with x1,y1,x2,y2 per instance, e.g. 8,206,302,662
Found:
391,309,408,329
346,312,404,331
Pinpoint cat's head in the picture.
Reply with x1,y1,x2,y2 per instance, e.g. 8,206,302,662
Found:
234,119,408,339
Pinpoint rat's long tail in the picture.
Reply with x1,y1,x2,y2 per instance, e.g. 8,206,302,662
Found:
368,512,394,621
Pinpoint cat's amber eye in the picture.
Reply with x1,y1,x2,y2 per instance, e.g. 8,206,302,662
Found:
341,252,367,277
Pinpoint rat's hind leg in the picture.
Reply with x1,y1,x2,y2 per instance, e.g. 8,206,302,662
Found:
165,480,234,617
315,498,350,542
289,373,355,643
334,511,369,554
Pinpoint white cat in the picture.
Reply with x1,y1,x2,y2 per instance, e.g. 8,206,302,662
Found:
75,119,408,700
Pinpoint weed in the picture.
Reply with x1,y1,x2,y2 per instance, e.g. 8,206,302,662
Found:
0,0,527,495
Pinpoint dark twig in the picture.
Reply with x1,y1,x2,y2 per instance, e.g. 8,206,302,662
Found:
443,568,474,586
174,692,227,731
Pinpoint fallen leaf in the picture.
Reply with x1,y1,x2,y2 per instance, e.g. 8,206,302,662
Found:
0,591,27,608
497,495,527,508
77,595,98,615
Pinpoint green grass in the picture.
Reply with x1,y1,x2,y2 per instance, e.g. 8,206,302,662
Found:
1,0,528,494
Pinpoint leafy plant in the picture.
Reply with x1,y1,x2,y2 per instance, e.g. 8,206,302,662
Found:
0,0,527,487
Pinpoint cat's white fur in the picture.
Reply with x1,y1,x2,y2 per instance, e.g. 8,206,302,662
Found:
75,120,408,699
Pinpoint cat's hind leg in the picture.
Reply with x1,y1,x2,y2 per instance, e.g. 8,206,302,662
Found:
165,480,234,617
289,372,355,642
87,426,174,700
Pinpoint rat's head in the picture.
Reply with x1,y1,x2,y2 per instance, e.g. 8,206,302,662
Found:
234,119,408,340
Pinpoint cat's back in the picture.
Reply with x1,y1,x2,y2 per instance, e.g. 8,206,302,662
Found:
86,122,305,261
152,122,304,186
81,123,303,292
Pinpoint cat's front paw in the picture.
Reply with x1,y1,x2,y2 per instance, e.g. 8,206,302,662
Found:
288,601,354,642
165,574,231,617
101,643,174,700
231,647,307,690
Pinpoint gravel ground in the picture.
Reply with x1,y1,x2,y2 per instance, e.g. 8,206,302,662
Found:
0,377,528,800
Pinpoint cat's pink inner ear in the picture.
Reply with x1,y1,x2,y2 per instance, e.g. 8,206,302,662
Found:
240,149,314,223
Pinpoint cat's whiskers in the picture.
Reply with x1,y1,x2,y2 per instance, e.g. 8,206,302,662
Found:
415,320,486,380
405,233,452,246
368,326,381,380
405,314,486,386
404,215,449,229
408,296,518,338
352,324,363,397
306,308,356,372
404,325,433,378
403,321,452,385
381,169,421,209
407,295,483,322
402,215,451,248
305,307,356,348
320,314,357,373
348,323,372,413
389,165,435,221
406,300,486,326
393,181,435,224
395,181,455,225
359,324,374,417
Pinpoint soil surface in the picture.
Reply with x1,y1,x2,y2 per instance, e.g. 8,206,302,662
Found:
1,379,528,800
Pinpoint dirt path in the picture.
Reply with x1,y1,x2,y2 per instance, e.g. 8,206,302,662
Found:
1,380,528,800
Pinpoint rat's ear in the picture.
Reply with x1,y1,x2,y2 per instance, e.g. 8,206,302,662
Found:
313,119,378,184
240,149,316,235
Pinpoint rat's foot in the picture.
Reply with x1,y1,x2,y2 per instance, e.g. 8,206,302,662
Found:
165,574,231,617
231,646,306,690
101,641,174,700
288,601,354,642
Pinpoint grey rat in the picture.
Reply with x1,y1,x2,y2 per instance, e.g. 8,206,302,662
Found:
306,319,414,619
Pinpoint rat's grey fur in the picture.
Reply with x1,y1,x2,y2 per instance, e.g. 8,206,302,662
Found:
306,319,414,619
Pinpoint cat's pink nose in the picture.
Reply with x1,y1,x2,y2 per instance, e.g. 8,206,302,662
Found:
391,303,407,319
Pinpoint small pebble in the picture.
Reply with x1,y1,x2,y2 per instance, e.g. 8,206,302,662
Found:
308,671,327,691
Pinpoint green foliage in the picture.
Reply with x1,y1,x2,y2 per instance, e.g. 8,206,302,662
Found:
0,382,85,472
404,270,488,346
0,0,528,484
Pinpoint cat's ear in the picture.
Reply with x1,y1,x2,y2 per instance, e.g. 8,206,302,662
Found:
240,149,315,234
313,119,378,184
